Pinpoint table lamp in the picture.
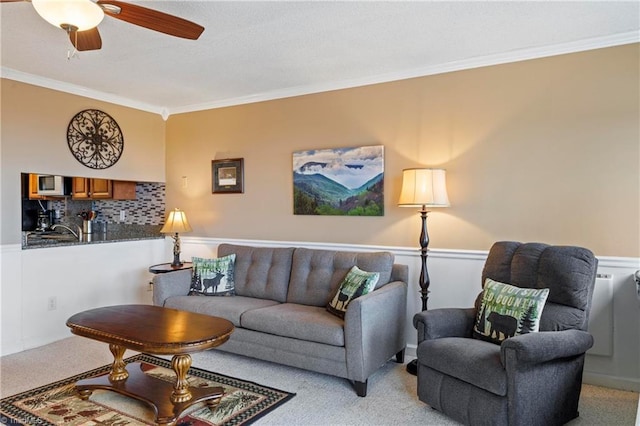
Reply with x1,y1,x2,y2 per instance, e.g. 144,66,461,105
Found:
160,208,193,267
398,168,450,374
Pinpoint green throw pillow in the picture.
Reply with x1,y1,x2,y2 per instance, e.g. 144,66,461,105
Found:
327,266,380,319
473,278,549,344
189,254,236,296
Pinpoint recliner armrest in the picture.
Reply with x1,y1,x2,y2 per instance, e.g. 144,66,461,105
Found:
500,329,594,366
413,308,476,343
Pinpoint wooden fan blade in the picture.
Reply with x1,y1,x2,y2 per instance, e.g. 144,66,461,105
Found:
70,27,102,51
97,0,204,40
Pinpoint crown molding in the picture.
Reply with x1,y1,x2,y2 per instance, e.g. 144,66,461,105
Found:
0,67,165,117
170,31,639,115
3,31,638,120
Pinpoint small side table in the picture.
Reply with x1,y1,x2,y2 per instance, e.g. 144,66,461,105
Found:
149,262,193,274
147,262,193,292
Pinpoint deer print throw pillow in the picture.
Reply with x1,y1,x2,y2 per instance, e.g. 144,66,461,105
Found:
473,278,549,344
189,254,236,296
327,266,380,319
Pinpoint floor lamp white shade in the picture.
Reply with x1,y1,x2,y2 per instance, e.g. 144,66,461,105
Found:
398,168,450,208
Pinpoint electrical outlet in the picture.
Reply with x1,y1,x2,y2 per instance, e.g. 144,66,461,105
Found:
47,297,57,311
119,210,126,222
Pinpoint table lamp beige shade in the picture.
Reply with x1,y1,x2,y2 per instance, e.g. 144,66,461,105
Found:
160,208,192,267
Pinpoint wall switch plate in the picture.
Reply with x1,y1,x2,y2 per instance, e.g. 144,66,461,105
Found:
119,210,126,222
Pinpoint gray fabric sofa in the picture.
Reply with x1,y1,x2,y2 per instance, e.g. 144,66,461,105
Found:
152,243,408,396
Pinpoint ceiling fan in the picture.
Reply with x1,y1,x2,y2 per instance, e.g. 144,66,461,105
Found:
0,0,204,51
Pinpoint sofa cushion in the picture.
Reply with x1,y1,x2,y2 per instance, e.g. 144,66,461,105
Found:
164,295,280,326
241,303,346,346
327,265,379,318
473,278,549,344
218,244,295,302
189,254,236,296
287,248,394,306
417,337,507,396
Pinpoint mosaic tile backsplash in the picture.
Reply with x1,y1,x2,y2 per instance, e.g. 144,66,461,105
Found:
96,182,166,225
48,182,166,226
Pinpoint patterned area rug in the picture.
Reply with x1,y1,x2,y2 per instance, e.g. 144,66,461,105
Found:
0,354,295,425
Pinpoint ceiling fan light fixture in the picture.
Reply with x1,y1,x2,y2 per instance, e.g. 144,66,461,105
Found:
32,0,105,32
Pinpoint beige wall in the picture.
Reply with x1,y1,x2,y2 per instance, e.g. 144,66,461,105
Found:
3,45,637,255
0,80,166,244
166,44,639,257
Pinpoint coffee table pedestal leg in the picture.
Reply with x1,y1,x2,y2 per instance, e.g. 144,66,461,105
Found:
171,354,193,403
109,344,129,381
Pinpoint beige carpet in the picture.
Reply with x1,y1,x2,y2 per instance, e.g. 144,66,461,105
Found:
2,336,638,425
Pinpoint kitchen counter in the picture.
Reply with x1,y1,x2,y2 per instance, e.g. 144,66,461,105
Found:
22,224,164,249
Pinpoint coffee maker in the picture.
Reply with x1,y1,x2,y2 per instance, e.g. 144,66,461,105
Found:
36,210,52,231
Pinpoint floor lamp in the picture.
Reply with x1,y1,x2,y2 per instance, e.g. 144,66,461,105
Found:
398,168,450,375
160,208,193,267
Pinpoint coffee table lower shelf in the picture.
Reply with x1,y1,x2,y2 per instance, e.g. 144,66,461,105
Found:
76,361,224,425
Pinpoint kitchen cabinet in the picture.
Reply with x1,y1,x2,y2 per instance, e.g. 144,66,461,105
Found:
28,174,45,200
112,181,137,200
73,178,112,199
91,179,113,198
72,178,136,200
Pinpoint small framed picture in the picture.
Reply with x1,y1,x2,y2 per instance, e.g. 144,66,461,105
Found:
212,158,244,193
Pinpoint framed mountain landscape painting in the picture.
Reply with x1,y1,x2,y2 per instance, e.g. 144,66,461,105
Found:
293,145,384,216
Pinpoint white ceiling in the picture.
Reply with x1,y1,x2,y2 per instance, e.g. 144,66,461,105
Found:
1,1,638,118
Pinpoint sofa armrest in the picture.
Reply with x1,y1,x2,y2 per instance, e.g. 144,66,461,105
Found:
500,329,594,367
344,280,407,382
413,308,476,343
152,270,192,306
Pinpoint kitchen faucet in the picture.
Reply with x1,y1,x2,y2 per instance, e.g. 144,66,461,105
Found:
51,224,82,240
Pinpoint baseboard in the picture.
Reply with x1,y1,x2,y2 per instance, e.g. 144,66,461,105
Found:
0,341,23,357
3,331,73,357
406,344,417,359
583,372,640,392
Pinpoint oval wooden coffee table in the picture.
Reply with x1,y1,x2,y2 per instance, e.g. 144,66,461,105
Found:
67,304,234,425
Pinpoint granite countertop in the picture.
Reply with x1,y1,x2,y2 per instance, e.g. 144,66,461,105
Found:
22,224,164,249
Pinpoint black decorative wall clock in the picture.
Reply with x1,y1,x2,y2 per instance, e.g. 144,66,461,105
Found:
67,109,124,169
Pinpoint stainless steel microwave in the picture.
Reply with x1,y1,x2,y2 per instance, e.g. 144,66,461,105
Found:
36,175,71,196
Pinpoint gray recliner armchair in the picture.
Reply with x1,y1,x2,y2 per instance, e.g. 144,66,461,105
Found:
413,241,598,426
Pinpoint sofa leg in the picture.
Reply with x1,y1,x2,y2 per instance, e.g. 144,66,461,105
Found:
354,380,367,397
395,349,405,363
